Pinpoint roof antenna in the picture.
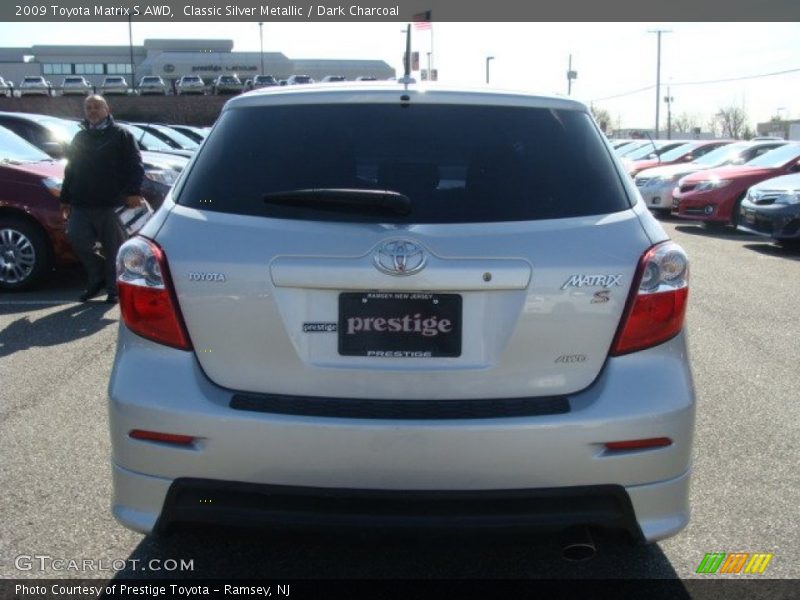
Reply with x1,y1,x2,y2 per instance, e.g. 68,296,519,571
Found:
399,24,414,87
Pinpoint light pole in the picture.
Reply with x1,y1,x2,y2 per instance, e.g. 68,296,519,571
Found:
426,51,431,80
128,15,135,93
258,22,264,75
566,54,577,96
664,87,674,139
485,56,494,84
648,29,670,138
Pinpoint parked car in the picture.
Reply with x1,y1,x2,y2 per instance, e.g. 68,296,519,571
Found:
168,125,208,143
211,75,244,95
738,173,800,247
615,140,652,157
251,74,279,89
672,143,800,226
117,122,193,159
134,123,199,152
286,74,314,85
321,75,347,82
0,125,74,290
61,76,93,96
109,84,694,545
175,76,206,96
625,140,731,177
619,141,688,174
19,76,52,97
0,76,14,97
138,76,168,96
0,111,79,158
101,76,129,95
635,141,787,214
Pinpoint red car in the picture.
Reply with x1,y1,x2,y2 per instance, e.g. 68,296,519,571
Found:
672,143,800,227
626,140,732,177
0,127,76,290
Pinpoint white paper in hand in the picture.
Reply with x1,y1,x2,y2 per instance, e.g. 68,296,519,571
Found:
115,200,154,237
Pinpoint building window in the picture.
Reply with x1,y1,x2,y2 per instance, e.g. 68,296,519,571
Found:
75,63,104,75
106,63,133,75
43,63,73,75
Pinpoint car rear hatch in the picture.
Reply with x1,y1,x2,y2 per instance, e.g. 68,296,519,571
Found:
153,91,649,399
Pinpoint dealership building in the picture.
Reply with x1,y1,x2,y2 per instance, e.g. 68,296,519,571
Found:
0,39,395,88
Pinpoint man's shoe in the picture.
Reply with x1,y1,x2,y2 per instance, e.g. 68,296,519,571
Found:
105,294,119,304
79,282,105,302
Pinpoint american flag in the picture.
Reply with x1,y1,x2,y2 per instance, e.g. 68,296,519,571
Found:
412,10,432,30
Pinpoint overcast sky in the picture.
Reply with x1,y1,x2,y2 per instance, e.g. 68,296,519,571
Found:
1,21,798,130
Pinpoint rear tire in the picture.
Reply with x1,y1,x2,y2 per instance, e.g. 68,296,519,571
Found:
0,218,52,291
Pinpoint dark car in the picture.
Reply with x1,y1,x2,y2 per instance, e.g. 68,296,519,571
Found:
168,125,208,144
0,126,75,290
0,111,78,158
738,173,800,247
625,140,732,177
133,123,199,152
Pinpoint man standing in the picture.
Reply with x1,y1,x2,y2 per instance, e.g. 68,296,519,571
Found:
60,95,145,304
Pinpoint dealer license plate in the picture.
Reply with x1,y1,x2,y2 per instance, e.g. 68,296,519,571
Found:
338,292,462,357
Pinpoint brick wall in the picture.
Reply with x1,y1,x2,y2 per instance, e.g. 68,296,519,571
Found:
0,94,229,126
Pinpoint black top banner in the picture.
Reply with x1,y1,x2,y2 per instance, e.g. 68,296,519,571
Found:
2,0,799,21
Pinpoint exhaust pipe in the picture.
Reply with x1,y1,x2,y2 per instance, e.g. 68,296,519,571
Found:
561,526,597,561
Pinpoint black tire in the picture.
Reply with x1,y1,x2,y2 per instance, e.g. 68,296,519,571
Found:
0,218,52,291
729,193,746,228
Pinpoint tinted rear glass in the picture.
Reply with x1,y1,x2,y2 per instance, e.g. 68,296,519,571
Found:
177,103,630,223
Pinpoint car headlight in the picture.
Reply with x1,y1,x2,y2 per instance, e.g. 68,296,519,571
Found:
145,168,179,186
42,176,63,198
774,192,800,205
694,179,732,192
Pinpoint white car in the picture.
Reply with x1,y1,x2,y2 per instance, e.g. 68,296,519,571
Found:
19,76,51,96
0,76,13,97
101,76,129,95
138,76,168,96
110,84,694,547
175,75,206,96
61,76,93,96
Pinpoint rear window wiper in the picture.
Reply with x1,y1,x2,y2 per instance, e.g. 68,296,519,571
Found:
263,188,411,215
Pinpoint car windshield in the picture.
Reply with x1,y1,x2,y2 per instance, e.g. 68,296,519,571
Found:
151,124,199,150
624,142,678,161
183,77,201,83
220,77,238,82
616,141,649,156
106,78,123,83
744,144,800,168
0,126,53,162
177,103,630,223
119,123,175,152
38,118,82,143
142,78,161,83
23,78,43,83
691,142,751,167
657,143,700,162
65,78,83,83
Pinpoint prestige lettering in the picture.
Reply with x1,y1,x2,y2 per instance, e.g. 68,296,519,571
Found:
346,314,452,337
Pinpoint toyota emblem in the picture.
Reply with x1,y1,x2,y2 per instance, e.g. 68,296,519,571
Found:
373,240,426,276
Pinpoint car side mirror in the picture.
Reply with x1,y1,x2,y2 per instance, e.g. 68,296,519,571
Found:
42,142,65,159
683,155,693,162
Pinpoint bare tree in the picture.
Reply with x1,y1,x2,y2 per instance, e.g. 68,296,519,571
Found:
716,105,749,139
672,112,700,134
590,105,612,133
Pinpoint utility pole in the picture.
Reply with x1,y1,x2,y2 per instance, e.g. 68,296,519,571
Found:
486,56,494,84
566,54,577,96
128,15,135,93
258,22,264,75
664,87,674,139
648,29,670,138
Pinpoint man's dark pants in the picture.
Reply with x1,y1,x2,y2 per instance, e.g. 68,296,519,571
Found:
66,206,126,295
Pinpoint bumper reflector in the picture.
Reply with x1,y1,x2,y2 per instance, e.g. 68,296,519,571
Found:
129,430,195,445
604,437,672,451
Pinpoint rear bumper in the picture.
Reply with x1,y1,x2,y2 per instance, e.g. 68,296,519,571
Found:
109,328,695,542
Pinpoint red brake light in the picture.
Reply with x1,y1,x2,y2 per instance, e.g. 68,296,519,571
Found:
117,237,192,350
611,241,689,356
604,437,672,451
129,430,195,445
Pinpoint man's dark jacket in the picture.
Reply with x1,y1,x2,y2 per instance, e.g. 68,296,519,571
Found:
60,116,144,208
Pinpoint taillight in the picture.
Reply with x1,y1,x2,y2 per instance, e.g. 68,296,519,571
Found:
116,236,192,350
610,241,689,356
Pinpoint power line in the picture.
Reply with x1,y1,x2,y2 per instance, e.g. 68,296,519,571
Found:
589,66,800,103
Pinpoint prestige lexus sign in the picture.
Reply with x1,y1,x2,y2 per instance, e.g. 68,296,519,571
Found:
191,65,258,72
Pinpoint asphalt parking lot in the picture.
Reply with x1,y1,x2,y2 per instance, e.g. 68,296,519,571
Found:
0,218,798,584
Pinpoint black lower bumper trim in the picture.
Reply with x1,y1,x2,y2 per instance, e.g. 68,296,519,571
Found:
230,392,570,419
156,478,644,541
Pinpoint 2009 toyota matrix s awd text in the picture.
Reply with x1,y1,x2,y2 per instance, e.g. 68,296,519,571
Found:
108,83,694,544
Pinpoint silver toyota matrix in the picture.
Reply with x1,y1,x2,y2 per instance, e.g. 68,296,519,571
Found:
109,83,695,545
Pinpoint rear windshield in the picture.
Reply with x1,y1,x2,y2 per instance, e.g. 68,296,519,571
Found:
177,103,630,223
